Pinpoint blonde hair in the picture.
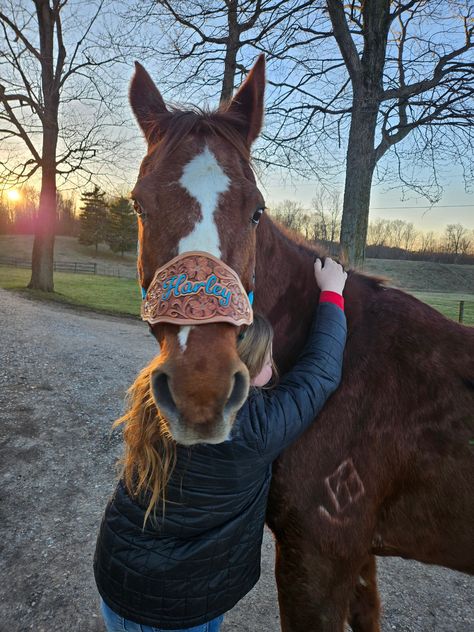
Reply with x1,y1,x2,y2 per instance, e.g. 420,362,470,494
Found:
113,356,176,528
237,313,278,384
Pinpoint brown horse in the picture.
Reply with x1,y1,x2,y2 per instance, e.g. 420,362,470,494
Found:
129,55,474,631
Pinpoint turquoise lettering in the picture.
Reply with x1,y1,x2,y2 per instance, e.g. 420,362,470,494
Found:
160,273,233,307
162,275,179,301
182,281,194,294
220,289,231,306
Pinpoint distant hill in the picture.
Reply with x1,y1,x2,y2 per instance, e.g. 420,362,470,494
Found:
1,234,473,295
362,258,474,294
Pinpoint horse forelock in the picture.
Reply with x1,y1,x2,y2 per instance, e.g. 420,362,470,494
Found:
144,106,252,168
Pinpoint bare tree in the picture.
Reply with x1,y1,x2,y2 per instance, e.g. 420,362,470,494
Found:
8,186,39,234
401,222,418,253
0,196,10,233
0,0,122,291
367,218,392,248
389,219,406,249
323,0,474,264
269,199,309,233
311,190,341,244
444,223,472,261
123,0,474,266
120,0,316,104
367,217,419,256
419,230,438,255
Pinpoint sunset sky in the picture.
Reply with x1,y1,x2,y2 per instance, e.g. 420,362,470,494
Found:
1,1,473,235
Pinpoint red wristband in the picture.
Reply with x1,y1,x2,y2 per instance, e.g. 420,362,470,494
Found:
319,290,344,311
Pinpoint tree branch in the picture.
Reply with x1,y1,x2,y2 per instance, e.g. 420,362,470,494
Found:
61,0,105,86
383,22,474,101
391,0,421,20
0,11,41,60
326,0,362,84
53,1,67,90
157,0,228,44
0,85,41,163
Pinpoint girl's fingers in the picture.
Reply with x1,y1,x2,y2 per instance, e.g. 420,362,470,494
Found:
314,258,322,272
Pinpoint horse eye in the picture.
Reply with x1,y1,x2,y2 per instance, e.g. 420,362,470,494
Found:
133,200,144,217
251,207,264,225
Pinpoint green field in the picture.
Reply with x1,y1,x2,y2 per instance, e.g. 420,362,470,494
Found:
410,291,474,325
0,235,473,325
0,267,141,317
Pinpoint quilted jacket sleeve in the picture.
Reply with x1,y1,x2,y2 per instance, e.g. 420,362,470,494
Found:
238,302,347,462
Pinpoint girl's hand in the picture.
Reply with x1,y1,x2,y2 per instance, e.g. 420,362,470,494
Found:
314,257,347,295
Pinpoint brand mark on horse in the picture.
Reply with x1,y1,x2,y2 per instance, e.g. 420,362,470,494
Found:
317,458,365,526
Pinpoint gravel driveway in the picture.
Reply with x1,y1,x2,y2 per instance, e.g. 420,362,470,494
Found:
0,287,472,632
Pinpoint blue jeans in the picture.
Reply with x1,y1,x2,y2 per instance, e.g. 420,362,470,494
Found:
100,598,224,632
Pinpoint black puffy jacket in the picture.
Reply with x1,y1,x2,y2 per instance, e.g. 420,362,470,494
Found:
94,302,346,629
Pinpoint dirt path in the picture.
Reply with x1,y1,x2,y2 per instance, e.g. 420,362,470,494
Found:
0,288,472,632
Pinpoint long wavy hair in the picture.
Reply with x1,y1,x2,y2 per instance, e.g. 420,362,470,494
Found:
113,355,177,528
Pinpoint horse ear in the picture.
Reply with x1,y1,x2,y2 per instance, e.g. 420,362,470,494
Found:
130,62,169,143
226,55,265,146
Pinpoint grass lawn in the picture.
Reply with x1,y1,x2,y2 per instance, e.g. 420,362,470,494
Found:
411,291,474,326
1,265,472,325
0,266,141,317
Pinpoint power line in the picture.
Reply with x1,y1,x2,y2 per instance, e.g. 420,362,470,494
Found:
371,204,472,209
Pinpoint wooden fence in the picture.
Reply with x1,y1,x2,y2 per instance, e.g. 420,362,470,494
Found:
0,257,137,278
0,257,97,274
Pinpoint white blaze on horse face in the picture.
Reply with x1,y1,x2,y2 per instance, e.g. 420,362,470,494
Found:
177,146,230,350
178,326,192,352
178,145,229,258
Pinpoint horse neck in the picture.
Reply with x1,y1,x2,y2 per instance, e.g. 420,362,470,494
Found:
255,217,321,371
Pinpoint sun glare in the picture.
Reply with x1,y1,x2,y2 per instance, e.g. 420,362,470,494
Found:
6,189,21,203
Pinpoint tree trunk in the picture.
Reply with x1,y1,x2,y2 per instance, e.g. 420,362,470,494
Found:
28,124,57,291
219,0,239,103
332,0,391,268
28,0,61,292
339,96,379,267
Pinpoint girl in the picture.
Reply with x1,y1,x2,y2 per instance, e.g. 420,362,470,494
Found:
94,257,347,632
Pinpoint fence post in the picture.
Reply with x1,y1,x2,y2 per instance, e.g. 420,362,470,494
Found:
94,263,97,275
458,301,465,323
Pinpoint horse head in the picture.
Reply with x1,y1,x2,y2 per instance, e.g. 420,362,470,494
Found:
130,56,266,445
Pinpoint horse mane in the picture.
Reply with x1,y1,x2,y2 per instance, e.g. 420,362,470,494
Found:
268,213,389,293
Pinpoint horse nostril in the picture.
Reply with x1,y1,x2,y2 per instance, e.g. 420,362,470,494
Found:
151,370,178,421
225,369,250,415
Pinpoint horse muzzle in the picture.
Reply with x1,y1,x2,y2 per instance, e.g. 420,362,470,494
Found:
150,357,250,445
